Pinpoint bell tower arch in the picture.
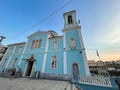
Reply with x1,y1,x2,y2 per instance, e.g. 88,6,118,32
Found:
63,10,78,28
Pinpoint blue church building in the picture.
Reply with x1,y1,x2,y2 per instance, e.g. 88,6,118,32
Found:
0,10,119,90
0,10,90,76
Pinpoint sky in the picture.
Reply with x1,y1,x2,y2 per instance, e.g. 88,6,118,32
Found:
0,0,120,61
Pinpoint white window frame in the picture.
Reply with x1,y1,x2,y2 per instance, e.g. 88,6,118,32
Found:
51,56,57,69
53,41,58,50
70,38,76,50
12,58,17,68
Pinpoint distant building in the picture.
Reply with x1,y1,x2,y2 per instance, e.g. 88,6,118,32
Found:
88,60,108,76
88,60,120,76
0,10,90,76
0,36,7,61
0,47,7,61
105,60,120,76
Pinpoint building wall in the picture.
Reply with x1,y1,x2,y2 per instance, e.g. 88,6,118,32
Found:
64,30,87,75
0,43,25,71
0,10,90,76
19,33,48,74
45,38,64,74
88,60,120,76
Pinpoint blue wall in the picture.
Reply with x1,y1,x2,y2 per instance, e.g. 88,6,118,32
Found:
45,38,64,74
0,29,89,76
0,43,25,71
65,30,86,75
19,33,48,73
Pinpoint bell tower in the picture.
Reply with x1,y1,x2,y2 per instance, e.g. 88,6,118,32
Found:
62,10,90,75
63,10,79,31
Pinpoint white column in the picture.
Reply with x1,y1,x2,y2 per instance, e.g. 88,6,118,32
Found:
18,41,28,66
42,34,50,73
63,32,67,74
78,29,90,75
5,46,16,70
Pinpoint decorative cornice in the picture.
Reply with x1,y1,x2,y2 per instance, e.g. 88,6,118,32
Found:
7,42,26,46
63,10,76,16
62,25,81,32
27,30,49,38
49,36,63,40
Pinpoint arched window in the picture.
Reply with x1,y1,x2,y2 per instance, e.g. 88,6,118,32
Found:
68,15,73,24
12,58,17,68
18,46,22,53
38,39,42,48
73,63,79,75
30,39,42,49
35,40,38,48
51,56,57,69
53,41,58,50
70,38,76,50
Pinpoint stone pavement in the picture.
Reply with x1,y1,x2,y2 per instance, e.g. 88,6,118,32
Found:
0,77,71,90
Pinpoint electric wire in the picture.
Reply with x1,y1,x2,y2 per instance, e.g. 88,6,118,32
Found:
4,0,73,43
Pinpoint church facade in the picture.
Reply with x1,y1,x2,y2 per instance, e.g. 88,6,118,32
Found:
0,10,90,76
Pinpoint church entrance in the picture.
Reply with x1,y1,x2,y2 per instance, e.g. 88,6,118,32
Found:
25,61,34,76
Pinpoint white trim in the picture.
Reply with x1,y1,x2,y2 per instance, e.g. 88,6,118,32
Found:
1,58,7,68
42,34,50,73
18,41,28,66
78,29,90,75
8,48,84,55
51,55,58,69
49,36,63,40
5,46,16,70
12,57,17,68
23,56,36,77
63,32,67,74
23,60,28,76
18,41,28,76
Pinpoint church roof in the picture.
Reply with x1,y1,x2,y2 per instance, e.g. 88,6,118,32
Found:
7,42,26,46
27,30,49,38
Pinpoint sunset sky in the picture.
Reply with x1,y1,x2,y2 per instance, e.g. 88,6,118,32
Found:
0,0,120,61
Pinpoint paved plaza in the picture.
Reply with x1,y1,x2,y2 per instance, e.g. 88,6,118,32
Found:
0,77,71,90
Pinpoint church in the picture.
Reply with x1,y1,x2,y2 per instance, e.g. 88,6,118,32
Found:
0,10,119,90
0,10,90,77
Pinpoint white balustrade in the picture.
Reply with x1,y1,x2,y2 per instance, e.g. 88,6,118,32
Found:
78,75,112,87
